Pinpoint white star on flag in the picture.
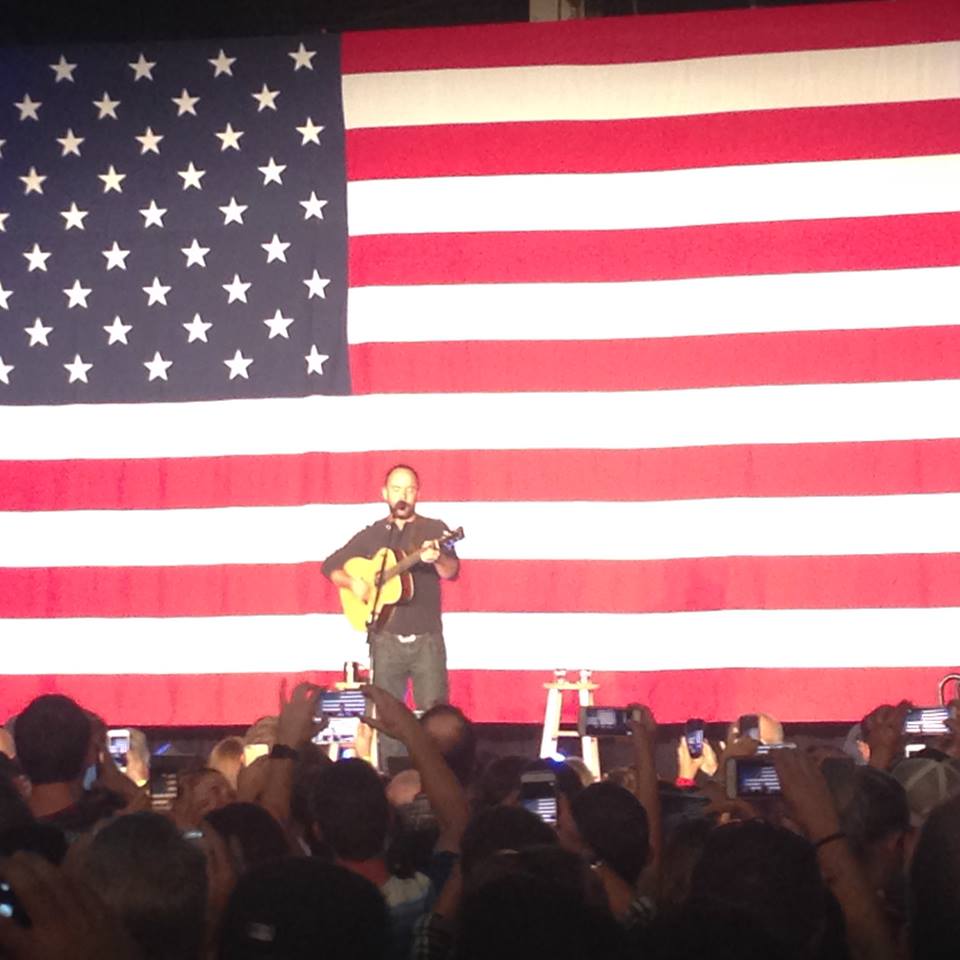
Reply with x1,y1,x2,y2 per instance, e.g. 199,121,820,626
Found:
135,127,163,154
261,234,291,263
0,212,9,232
258,157,286,185
102,241,130,270
303,270,330,299
223,274,252,304
182,239,210,268
0,139,5,158
103,316,132,345
25,317,53,346
224,349,253,380
209,49,236,77
171,89,200,116
251,84,280,111
215,123,244,151
305,344,329,375
49,55,77,83
15,94,42,121
128,53,156,81
0,283,13,310
178,162,205,190
300,192,327,220
263,309,295,339
92,92,120,119
139,200,167,228
64,354,92,384
98,164,126,193
0,357,14,385
143,276,172,306
23,243,52,272
288,42,316,70
56,129,84,157
219,196,247,226
60,202,88,230
19,167,46,195
144,351,173,381
63,279,91,309
183,313,212,343
296,117,323,145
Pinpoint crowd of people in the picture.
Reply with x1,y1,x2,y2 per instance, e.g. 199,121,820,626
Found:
1,686,959,960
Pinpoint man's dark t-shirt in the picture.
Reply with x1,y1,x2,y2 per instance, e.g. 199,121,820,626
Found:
322,515,456,635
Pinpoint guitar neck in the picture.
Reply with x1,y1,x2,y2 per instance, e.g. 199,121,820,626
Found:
383,548,426,583
380,528,463,583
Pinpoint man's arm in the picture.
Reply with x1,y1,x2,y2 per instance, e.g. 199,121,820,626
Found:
322,525,378,599
362,685,470,852
420,522,460,581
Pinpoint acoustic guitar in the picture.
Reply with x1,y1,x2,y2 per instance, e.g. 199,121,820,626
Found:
339,527,465,631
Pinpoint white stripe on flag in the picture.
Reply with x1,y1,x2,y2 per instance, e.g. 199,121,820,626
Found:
3,608,960,673
342,42,960,127
347,154,960,235
3,493,960,566
5,379,960,460
347,267,960,344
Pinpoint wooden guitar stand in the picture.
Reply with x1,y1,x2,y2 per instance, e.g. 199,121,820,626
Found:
539,669,600,779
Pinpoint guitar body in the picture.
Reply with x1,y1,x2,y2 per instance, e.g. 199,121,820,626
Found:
340,548,415,631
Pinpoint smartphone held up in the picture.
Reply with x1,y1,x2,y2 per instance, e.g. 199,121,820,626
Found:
519,770,558,826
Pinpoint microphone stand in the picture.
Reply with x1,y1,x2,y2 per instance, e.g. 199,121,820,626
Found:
365,513,400,651
365,510,401,772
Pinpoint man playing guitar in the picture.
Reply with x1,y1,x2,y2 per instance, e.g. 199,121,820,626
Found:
322,464,460,768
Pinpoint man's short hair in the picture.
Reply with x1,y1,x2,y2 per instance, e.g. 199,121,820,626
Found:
78,812,207,960
310,758,389,861
460,805,557,879
571,782,650,886
219,858,389,960
690,820,828,959
383,463,420,488
14,695,91,785
822,764,909,856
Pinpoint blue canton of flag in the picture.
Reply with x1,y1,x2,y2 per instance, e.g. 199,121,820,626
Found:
0,35,349,403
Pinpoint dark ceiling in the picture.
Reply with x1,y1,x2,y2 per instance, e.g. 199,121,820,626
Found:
3,0,877,43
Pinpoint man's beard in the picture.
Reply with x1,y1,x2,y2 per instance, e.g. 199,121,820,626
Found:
391,500,414,519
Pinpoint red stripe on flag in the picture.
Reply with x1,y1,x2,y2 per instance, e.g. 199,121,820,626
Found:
342,0,960,73
5,440,960,511
1,666,955,726
6,554,960,618
347,101,960,180
350,326,960,395
349,213,960,286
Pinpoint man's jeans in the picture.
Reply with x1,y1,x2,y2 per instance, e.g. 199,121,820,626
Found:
371,630,448,770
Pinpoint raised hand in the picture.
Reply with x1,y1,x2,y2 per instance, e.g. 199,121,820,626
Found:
276,680,322,748
863,700,910,771
771,748,841,843
360,684,420,745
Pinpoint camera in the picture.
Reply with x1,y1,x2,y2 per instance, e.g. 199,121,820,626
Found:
519,770,558,825
107,727,131,772
726,757,781,798
578,706,633,738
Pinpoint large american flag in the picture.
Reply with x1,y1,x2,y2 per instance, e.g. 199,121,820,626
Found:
2,0,959,726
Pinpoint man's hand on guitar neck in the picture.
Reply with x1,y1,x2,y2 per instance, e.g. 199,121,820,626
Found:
424,533,460,580
420,539,441,564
